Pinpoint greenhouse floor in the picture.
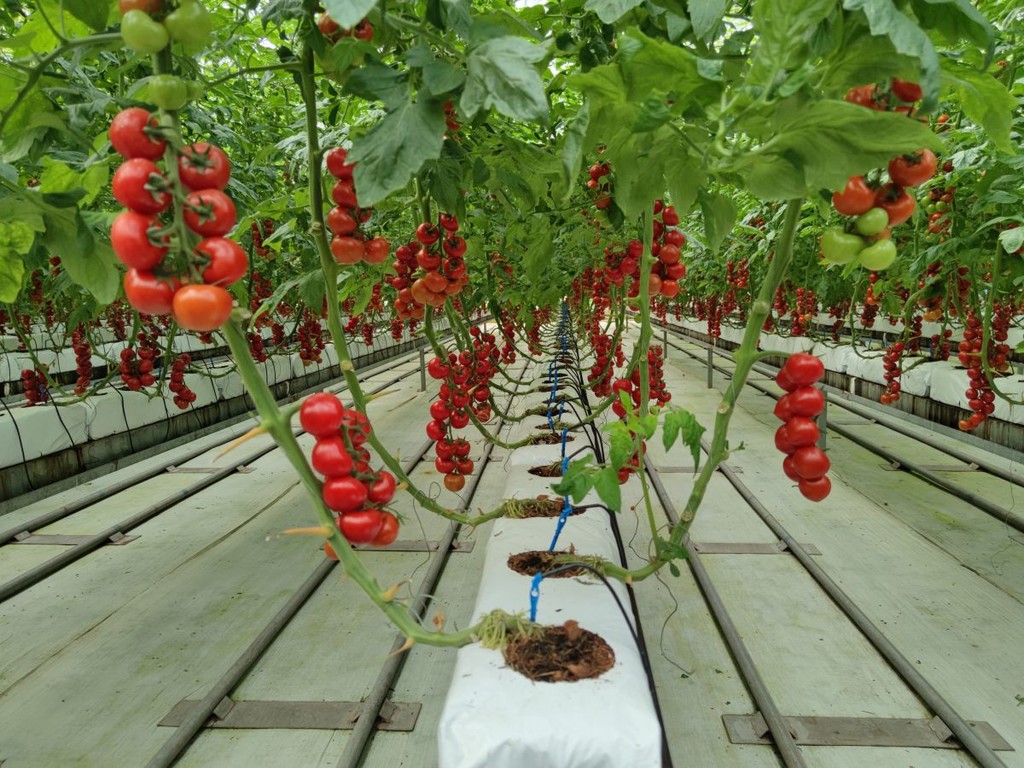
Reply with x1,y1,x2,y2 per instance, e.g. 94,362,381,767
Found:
1,326,1023,768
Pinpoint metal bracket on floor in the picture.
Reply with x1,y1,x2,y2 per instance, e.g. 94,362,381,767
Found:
13,531,138,546
692,541,822,556
353,539,475,553
159,697,421,732
723,712,1013,751
880,461,980,472
166,465,255,474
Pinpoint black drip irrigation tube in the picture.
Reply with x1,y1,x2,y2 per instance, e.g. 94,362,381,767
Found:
661,326,1024,536
0,367,418,605
546,312,674,768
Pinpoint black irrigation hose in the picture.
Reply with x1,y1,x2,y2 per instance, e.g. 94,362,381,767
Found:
0,397,36,493
710,453,1009,768
643,454,808,768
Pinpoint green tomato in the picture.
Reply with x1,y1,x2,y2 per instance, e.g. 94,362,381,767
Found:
164,0,212,49
857,239,897,271
185,80,206,102
935,200,948,212
821,227,866,265
854,207,889,237
121,10,169,54
148,74,189,111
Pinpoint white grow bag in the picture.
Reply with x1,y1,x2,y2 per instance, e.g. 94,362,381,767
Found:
438,458,662,768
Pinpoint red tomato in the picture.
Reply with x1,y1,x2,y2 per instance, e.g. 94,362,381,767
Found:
311,436,353,476
844,84,884,109
111,211,168,270
787,386,825,417
331,236,364,265
327,206,357,236
664,261,686,280
370,512,399,546
300,392,345,436
325,147,350,178
353,20,374,41
363,236,390,264
109,108,166,160
450,410,470,429
120,0,164,11
874,184,916,226
338,509,383,544
782,455,801,482
198,237,248,287
172,284,234,331
798,476,832,502
323,476,368,513
791,446,830,480
891,79,922,102
178,143,231,191
183,189,237,236
366,471,396,504
782,353,825,386
112,158,170,214
887,149,937,188
775,366,797,392
658,243,682,265
774,425,797,454
317,13,341,42
435,439,456,460
331,181,358,209
664,229,686,247
416,222,439,245
660,279,680,299
123,269,178,315
773,394,793,422
435,457,456,474
444,472,465,492
832,176,875,216
427,357,449,379
785,416,820,448
439,212,459,231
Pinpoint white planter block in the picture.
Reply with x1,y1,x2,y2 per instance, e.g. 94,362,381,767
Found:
811,342,854,375
86,388,166,440
847,351,886,386
899,359,933,397
928,362,968,409
0,400,89,468
438,506,662,768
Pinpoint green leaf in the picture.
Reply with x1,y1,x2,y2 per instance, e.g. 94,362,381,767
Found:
551,456,595,503
523,216,555,283
909,0,993,51
38,157,109,204
606,421,635,469
615,30,718,105
665,152,705,215
688,0,726,41
735,99,944,200
405,45,468,97
668,562,681,577
41,207,118,304
749,0,835,87
699,191,736,254
562,102,590,194
322,0,377,30
0,220,34,302
460,36,549,122
999,228,1024,255
584,0,644,24
593,467,622,512
345,63,408,110
663,407,705,469
842,0,941,109
423,141,468,215
348,95,446,207
426,0,472,38
63,0,110,31
817,25,914,94
261,0,305,24
942,61,1015,154
637,413,659,440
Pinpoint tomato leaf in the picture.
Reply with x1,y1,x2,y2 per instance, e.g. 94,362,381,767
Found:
749,0,835,88
408,46,466,96
551,456,595,503
260,0,306,24
735,99,943,200
584,0,644,23
699,191,737,255
425,0,472,39
460,36,549,123
62,0,110,32
941,60,1015,154
909,0,993,52
663,407,705,470
345,63,409,110
593,466,622,512
39,157,108,205
348,94,445,207
561,101,590,193
842,0,941,110
665,151,705,215
999,228,1024,255
322,0,377,31
688,0,727,41
816,24,915,94
42,208,118,304
0,219,34,302
605,421,635,470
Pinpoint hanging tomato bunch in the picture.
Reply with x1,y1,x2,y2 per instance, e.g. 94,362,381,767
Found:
392,213,468,320
325,147,389,267
300,392,399,549
772,353,831,501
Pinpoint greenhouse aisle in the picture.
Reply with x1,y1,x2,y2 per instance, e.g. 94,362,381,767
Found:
0,327,1022,767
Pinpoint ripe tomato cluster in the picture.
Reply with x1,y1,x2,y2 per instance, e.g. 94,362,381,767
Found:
772,353,831,502
424,332,498,491
647,200,686,299
119,345,156,391
250,219,276,260
297,308,326,366
822,79,937,272
109,107,245,331
300,392,399,548
317,14,374,43
587,333,624,397
325,147,389,267
168,353,196,409
20,367,49,406
880,341,905,405
586,161,613,209
924,175,955,241
71,326,92,395
957,305,1012,431
391,213,468,319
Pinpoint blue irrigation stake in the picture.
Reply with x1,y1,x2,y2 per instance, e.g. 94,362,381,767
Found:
560,427,569,458
548,494,573,552
529,572,544,621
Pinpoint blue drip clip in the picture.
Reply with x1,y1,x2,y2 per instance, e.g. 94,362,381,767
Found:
560,427,569,458
529,572,544,621
548,494,573,552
